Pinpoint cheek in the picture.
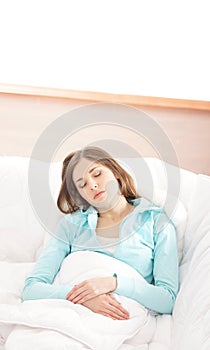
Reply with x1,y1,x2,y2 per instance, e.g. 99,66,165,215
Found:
77,189,86,199
78,188,91,200
104,179,119,194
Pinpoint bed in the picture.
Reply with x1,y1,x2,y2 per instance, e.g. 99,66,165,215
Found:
0,155,209,350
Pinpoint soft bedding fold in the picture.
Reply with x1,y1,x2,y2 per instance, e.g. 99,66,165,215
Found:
0,297,155,350
0,251,157,350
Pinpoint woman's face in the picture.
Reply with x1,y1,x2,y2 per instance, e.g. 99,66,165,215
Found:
72,158,121,211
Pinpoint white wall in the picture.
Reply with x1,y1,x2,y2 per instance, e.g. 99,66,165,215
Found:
0,0,209,101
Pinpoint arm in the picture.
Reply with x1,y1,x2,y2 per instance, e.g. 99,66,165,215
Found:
114,213,179,314
22,220,73,301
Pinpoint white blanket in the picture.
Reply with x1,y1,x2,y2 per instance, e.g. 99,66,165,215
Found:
0,251,156,350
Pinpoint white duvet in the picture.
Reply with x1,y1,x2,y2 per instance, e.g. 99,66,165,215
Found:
0,251,157,350
1,157,210,350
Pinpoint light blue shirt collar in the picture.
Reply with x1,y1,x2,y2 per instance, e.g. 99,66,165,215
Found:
78,197,162,229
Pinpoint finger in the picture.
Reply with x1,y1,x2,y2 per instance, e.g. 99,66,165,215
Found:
107,303,129,319
66,280,89,297
66,284,84,298
108,295,129,309
66,291,77,300
99,309,125,320
71,287,100,303
73,291,96,304
71,287,101,303
99,312,118,320
69,288,100,304
102,298,129,319
102,308,128,320
66,286,87,301
66,287,78,300
69,282,97,300
108,295,129,312
108,300,130,318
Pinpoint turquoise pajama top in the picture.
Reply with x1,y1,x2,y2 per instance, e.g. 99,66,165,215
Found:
22,198,179,314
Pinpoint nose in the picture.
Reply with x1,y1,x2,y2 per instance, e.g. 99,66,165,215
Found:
90,182,98,190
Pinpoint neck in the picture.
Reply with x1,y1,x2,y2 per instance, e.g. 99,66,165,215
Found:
97,196,132,222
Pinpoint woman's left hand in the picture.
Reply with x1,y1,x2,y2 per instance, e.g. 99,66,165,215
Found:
66,277,117,304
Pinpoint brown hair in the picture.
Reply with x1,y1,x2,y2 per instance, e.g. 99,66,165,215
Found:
57,146,139,214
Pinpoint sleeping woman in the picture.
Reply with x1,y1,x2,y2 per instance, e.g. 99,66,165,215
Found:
22,146,179,320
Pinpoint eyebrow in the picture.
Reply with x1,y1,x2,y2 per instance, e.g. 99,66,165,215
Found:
76,166,99,183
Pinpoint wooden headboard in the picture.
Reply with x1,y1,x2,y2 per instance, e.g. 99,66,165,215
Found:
0,85,210,175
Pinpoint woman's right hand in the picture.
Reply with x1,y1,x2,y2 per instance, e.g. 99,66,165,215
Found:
81,294,130,320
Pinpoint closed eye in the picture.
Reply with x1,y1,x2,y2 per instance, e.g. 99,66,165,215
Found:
94,170,101,177
79,182,86,189
78,170,101,189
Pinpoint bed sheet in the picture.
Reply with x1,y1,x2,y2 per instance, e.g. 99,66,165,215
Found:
0,253,172,350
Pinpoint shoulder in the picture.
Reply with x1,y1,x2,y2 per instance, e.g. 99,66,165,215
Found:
132,197,175,232
131,197,163,217
57,206,96,230
60,207,91,224
54,209,89,241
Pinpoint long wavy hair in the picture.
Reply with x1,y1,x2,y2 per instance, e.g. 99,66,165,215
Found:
57,146,139,214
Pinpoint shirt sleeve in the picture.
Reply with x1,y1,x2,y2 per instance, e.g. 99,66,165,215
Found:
22,219,73,301
114,211,179,314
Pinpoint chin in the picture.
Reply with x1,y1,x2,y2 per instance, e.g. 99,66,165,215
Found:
97,197,120,211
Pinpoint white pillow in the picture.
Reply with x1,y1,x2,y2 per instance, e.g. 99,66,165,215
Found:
0,157,48,262
184,174,210,256
149,189,187,264
0,156,187,265
118,158,187,263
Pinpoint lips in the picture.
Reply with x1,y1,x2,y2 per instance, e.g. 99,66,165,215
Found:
94,191,105,200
